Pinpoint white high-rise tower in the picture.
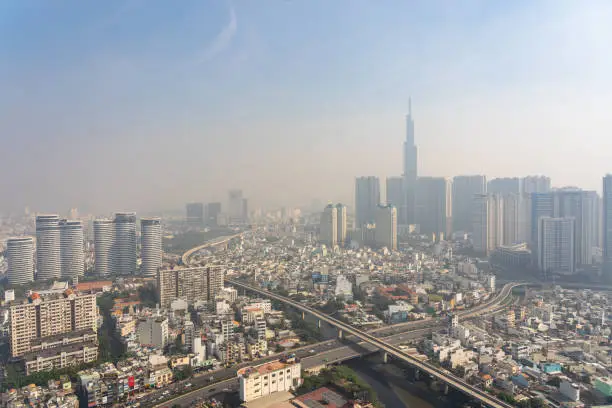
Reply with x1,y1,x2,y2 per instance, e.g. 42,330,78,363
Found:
335,204,347,246
355,177,381,227
472,194,503,255
35,215,61,281
374,204,397,250
538,217,575,275
319,205,338,247
60,219,84,279
94,218,114,277
7,237,34,285
141,217,162,277
113,212,137,275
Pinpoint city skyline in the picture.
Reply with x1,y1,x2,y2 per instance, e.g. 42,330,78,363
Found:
5,2,612,405
2,1,612,213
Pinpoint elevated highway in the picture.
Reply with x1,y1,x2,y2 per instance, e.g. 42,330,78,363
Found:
152,328,435,407
181,232,244,265
226,278,524,408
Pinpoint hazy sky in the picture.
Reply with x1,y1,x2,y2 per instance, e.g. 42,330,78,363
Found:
2,0,612,214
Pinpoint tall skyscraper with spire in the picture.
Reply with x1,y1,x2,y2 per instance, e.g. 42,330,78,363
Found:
403,99,418,225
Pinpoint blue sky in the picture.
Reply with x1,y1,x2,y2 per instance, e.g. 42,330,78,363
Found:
1,0,612,213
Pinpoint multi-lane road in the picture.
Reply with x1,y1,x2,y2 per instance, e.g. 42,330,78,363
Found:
180,232,244,265
153,328,434,407
160,237,519,408
227,279,521,408
144,320,441,407
148,282,519,408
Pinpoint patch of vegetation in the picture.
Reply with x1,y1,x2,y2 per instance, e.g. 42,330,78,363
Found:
0,280,58,299
138,283,159,308
495,392,516,404
370,293,393,321
297,366,380,406
173,365,193,381
517,398,545,408
97,293,127,363
1,362,97,392
319,299,345,314
286,310,322,343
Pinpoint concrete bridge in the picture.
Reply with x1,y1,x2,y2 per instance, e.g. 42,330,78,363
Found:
227,278,523,408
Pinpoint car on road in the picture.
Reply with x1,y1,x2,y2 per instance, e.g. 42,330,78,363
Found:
309,349,315,353
185,383,192,388
209,388,216,393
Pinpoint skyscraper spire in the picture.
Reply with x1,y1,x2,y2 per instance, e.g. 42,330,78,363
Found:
403,98,418,225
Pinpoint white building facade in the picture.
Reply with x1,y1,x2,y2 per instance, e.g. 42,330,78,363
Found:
238,358,302,402
140,217,162,277
538,217,575,275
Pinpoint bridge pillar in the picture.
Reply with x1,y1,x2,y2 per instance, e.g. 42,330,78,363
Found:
443,384,449,395
337,329,343,339
317,319,321,329
382,352,388,364
302,311,305,320
414,369,420,381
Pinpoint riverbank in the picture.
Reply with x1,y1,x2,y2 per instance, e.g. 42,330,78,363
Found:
345,358,468,408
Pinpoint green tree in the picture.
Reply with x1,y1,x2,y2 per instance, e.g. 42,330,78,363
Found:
454,365,466,378
97,293,126,363
497,393,516,404
174,335,184,354
138,284,159,308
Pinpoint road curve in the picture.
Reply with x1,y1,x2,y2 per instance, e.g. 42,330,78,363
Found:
181,232,244,265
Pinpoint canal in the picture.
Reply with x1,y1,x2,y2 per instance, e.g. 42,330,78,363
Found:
345,358,470,408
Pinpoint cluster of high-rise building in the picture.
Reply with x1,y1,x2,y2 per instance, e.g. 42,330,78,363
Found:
466,185,602,275
6,215,85,285
186,201,223,227
319,200,396,251
93,212,162,277
6,212,162,283
346,101,612,278
186,189,248,227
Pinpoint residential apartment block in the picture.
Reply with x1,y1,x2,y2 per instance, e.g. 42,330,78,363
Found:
9,290,98,374
157,265,224,308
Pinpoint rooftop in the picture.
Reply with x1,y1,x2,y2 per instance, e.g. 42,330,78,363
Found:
237,357,298,377
23,341,98,360
76,281,113,291
292,387,351,408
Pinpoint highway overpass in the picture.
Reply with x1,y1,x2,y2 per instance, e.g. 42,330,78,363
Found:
226,278,523,408
152,328,436,408
181,232,244,265
145,274,515,407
